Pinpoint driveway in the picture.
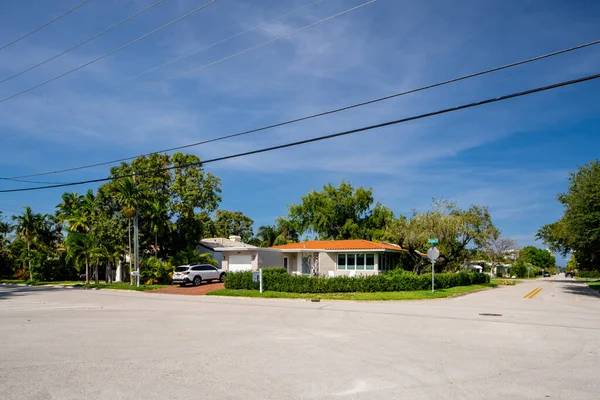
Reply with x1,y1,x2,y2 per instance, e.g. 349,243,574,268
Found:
150,281,224,295
0,276,598,399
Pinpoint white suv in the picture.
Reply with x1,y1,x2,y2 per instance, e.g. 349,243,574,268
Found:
172,264,226,286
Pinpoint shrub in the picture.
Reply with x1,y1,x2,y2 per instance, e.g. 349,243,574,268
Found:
224,269,489,293
140,257,175,284
579,271,600,279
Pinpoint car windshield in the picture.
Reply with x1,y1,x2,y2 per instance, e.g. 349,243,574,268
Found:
175,266,189,272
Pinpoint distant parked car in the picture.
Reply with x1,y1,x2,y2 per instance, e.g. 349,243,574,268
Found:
172,264,225,287
543,271,551,277
565,272,574,278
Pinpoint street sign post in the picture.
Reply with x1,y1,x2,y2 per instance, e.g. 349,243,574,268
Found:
427,244,440,293
252,270,263,293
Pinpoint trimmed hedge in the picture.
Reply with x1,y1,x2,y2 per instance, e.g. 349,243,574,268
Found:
578,271,600,279
224,268,490,293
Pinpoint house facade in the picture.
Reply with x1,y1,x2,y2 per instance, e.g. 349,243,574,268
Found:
198,236,283,271
271,239,406,276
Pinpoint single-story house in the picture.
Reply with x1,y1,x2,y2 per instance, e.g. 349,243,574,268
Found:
271,239,406,276
197,236,282,271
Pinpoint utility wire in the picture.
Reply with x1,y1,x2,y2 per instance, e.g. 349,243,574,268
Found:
0,0,218,104
0,0,92,52
4,37,599,180
0,0,167,85
0,0,372,185
3,0,375,143
112,0,325,86
1,71,598,194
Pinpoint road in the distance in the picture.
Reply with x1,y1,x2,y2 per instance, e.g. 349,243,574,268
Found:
0,276,598,400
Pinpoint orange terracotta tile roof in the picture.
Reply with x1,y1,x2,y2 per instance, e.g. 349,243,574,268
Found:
271,239,405,252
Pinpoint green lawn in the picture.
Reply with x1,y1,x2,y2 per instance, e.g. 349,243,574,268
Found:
0,279,168,291
585,281,600,293
206,284,496,301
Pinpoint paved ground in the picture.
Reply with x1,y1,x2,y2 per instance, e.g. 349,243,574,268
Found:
150,281,224,295
0,276,599,400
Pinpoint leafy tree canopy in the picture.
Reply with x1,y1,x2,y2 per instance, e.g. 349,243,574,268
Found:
284,181,393,240
517,246,555,269
537,160,600,270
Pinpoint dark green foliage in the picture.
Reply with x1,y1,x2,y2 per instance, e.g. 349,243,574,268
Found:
168,248,218,267
537,160,600,271
518,246,555,269
224,269,489,293
578,271,600,279
509,262,528,278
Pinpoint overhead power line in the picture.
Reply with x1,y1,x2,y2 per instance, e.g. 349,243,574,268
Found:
0,0,92,52
112,0,325,86
3,37,599,181
0,0,376,145
1,71,598,194
0,0,167,85
0,0,218,104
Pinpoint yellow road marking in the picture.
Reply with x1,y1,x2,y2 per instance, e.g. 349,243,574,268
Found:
528,288,543,299
523,287,543,299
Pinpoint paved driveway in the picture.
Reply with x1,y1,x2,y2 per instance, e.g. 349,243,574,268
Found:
150,281,224,295
0,276,598,399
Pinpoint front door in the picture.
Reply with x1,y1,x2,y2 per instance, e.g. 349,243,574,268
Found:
283,257,289,272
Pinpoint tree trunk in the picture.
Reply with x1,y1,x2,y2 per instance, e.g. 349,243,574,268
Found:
128,218,133,285
26,240,32,281
115,259,122,282
85,256,89,285
154,232,158,258
106,261,112,284
94,260,99,284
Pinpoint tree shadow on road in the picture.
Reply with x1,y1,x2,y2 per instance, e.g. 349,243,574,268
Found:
560,281,600,299
0,285,64,301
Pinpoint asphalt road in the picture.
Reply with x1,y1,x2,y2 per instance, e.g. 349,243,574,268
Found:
1,276,599,399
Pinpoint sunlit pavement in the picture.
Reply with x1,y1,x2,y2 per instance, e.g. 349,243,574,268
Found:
1,275,598,399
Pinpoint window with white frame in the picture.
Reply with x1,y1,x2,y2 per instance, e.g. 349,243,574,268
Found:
337,253,376,270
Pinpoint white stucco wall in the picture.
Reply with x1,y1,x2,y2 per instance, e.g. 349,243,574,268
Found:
257,250,284,269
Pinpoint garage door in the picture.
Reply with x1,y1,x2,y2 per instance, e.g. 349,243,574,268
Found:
228,255,253,272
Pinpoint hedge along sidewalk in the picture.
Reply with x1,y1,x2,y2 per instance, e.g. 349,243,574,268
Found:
224,268,490,294
208,284,496,301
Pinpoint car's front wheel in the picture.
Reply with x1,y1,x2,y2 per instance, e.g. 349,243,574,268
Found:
219,273,226,282
193,276,202,286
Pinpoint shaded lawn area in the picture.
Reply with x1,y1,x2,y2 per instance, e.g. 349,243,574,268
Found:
206,284,496,301
1,279,81,286
0,280,168,291
586,281,600,293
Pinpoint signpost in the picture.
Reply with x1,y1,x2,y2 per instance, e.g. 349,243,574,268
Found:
427,239,440,293
252,270,263,293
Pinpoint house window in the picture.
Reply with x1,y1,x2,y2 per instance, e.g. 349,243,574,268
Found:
337,254,346,270
356,254,365,270
366,254,375,270
337,253,376,270
346,254,355,270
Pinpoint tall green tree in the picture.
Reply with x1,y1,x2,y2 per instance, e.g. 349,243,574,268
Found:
12,207,44,280
537,160,600,270
285,181,392,240
111,177,146,280
213,210,254,242
147,198,170,257
517,246,556,269
386,200,498,273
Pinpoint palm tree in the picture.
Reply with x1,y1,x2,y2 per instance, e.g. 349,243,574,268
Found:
65,232,103,285
256,225,278,248
12,207,44,280
56,192,79,223
147,199,169,257
111,177,145,282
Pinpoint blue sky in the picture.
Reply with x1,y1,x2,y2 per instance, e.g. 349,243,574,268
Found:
0,0,599,264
